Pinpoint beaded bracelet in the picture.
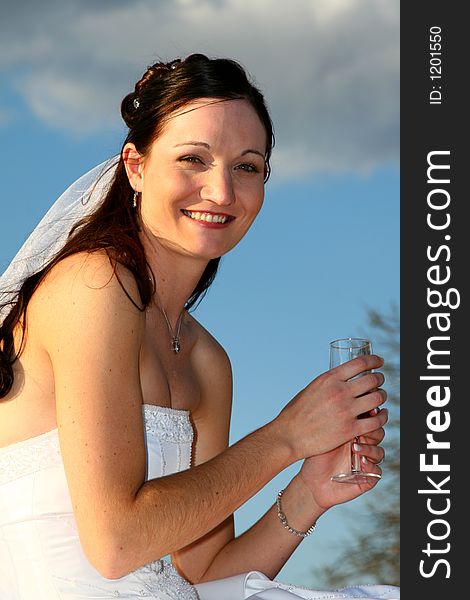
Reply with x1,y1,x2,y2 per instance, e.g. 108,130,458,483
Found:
276,488,317,538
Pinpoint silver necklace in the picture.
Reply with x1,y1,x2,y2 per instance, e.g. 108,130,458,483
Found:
151,277,185,354
160,305,184,354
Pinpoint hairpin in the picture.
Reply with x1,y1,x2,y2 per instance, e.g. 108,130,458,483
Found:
133,98,140,109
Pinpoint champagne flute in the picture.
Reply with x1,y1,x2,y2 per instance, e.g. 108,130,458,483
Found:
329,337,382,484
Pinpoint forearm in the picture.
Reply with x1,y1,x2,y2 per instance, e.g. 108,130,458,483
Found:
198,473,326,582
109,421,292,577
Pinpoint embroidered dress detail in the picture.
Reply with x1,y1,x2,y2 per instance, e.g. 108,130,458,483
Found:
143,405,193,444
0,430,61,485
52,562,199,600
132,561,199,600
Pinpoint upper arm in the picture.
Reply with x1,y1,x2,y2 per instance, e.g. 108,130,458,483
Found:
172,324,234,582
33,252,147,568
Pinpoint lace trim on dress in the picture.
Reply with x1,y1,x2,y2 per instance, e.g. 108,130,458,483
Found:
52,561,199,599
0,432,62,485
143,405,194,444
132,561,200,600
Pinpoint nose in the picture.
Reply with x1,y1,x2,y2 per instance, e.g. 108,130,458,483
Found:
199,166,235,206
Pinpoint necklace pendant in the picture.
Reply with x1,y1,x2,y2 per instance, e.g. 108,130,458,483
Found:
172,338,181,354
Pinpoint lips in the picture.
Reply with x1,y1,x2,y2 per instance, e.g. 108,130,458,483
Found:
181,209,235,224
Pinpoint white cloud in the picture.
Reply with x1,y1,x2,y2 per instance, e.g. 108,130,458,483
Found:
17,69,120,134
0,0,399,178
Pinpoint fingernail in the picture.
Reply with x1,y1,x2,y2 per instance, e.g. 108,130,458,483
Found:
361,456,368,464
353,443,361,452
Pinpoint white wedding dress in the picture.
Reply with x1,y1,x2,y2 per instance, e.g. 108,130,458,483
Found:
0,405,399,600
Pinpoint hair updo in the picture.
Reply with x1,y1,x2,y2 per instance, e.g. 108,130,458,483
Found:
0,53,274,398
120,54,273,177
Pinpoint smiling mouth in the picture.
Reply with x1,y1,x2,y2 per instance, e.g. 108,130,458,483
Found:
181,209,235,224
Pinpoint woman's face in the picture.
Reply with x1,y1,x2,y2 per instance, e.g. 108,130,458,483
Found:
126,98,267,262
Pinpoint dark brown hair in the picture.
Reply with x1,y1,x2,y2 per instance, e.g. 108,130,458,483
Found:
0,53,274,398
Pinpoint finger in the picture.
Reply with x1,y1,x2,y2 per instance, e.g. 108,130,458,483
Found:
349,372,385,397
358,427,385,446
356,408,389,438
353,442,385,464
360,457,383,478
333,354,384,381
354,389,387,417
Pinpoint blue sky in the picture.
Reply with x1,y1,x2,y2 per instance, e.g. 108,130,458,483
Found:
0,0,399,588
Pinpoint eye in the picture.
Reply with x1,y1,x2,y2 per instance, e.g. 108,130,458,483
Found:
178,155,204,165
235,163,260,173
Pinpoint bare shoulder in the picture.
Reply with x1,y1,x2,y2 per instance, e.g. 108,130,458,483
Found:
188,314,232,385
35,250,143,307
31,250,145,339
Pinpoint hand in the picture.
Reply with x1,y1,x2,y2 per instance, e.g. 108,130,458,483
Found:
297,420,387,511
273,355,388,461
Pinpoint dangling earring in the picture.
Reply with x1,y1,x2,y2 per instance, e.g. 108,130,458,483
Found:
133,190,138,209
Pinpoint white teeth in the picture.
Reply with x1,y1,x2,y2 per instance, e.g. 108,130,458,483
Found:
184,210,228,224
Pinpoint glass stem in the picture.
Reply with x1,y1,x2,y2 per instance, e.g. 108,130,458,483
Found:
352,437,362,472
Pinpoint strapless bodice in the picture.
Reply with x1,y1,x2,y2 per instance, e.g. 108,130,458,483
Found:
0,404,198,600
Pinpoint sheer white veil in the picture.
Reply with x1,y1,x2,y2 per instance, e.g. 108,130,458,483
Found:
0,155,119,325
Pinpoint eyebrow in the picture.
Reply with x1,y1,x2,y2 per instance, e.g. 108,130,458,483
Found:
174,142,265,160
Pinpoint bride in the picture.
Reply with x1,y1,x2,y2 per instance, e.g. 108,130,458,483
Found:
0,54,399,599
